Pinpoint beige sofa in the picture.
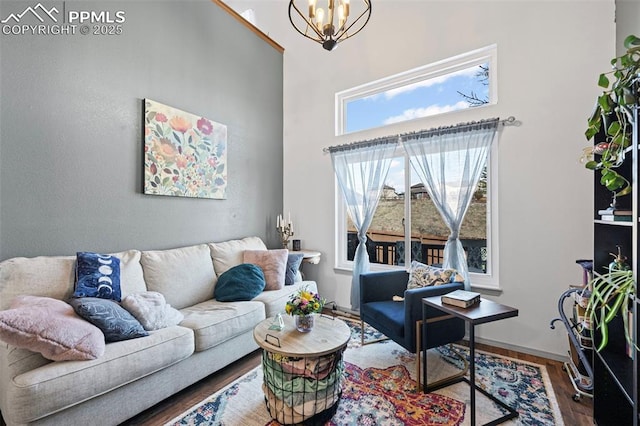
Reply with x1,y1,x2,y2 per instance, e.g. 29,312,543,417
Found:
0,237,317,426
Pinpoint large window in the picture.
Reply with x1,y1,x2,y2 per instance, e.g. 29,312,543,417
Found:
334,46,499,289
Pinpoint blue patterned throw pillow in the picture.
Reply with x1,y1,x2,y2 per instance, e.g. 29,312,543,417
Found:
73,252,122,301
407,261,457,289
69,298,148,342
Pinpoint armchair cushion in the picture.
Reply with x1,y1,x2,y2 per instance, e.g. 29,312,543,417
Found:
361,301,405,338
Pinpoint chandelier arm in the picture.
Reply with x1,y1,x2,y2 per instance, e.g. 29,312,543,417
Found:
334,6,371,42
289,1,324,41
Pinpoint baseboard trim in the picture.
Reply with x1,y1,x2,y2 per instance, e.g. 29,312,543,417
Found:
473,336,567,363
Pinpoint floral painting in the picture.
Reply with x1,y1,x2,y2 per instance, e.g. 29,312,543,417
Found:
144,99,227,199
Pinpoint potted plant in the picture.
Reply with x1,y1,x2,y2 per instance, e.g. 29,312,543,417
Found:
586,267,635,352
581,34,640,197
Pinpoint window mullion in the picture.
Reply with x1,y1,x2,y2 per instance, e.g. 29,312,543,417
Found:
404,149,411,267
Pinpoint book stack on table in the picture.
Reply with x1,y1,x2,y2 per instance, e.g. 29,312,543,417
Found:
441,290,481,308
598,209,632,222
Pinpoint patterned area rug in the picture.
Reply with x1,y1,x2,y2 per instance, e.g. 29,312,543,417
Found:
167,317,564,426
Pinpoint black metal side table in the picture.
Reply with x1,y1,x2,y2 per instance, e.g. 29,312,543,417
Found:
422,296,519,426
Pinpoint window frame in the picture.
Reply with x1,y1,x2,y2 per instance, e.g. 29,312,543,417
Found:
333,45,500,290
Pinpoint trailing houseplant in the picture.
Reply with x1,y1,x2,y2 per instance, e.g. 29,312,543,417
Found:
581,34,640,197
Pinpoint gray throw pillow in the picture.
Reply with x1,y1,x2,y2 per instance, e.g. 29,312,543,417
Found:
285,253,304,285
69,297,148,342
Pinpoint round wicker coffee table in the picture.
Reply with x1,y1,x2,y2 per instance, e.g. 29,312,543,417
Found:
253,314,351,425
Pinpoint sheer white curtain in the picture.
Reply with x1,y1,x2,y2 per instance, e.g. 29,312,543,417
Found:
330,137,397,310
401,119,499,289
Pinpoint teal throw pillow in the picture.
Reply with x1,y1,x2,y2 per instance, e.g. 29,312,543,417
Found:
214,263,266,302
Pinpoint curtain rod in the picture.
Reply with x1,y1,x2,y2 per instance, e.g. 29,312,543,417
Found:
324,134,400,154
322,116,518,153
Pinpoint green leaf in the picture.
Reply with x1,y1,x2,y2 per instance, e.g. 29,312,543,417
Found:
607,121,621,136
598,73,610,88
585,126,599,140
600,170,615,185
587,102,602,126
624,34,640,49
584,160,598,170
598,94,611,113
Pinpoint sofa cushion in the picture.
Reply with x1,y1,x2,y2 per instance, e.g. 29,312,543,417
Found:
0,255,76,310
122,291,184,331
253,281,318,318
0,295,105,361
68,298,148,342
73,252,122,301
214,264,266,302
243,249,288,291
209,236,267,276
112,250,148,298
285,253,304,285
141,244,217,310
180,299,265,352
6,325,194,425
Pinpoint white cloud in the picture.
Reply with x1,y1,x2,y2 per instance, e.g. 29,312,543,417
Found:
382,101,470,125
363,66,479,102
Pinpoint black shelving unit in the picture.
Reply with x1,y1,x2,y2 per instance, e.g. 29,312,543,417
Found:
592,104,638,425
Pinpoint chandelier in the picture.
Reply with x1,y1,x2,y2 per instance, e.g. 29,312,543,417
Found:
288,0,372,51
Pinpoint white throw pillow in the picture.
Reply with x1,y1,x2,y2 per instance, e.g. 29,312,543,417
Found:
122,291,184,331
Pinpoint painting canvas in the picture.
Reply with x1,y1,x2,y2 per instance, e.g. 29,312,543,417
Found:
144,99,227,199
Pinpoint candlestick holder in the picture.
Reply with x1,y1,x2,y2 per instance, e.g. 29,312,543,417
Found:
277,223,294,249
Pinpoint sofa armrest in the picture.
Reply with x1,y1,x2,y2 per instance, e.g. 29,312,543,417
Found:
0,343,50,384
360,270,410,304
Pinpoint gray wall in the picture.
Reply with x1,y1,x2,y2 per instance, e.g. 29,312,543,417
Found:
616,0,640,56
0,0,283,260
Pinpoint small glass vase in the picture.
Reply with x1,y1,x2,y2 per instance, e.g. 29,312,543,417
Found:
295,314,314,332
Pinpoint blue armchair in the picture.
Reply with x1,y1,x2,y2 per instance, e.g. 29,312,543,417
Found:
359,270,467,389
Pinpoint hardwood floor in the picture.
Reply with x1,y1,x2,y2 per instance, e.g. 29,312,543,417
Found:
121,342,594,425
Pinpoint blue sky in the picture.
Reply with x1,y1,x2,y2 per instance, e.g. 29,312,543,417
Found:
345,64,489,134
345,63,490,193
